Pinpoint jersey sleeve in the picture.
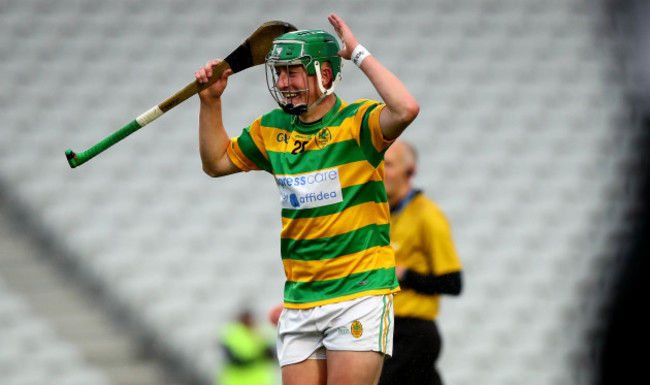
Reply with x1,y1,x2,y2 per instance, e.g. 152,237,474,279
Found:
226,118,273,173
364,102,394,153
355,100,394,167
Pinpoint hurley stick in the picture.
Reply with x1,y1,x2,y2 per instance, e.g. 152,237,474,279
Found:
65,20,297,168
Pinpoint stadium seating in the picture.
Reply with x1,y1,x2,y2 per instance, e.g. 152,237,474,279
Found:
0,279,110,385
0,0,629,384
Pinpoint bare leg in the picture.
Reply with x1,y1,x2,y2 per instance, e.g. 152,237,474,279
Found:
282,358,327,385
326,351,385,385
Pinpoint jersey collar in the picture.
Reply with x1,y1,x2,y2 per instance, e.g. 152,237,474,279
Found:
390,188,421,214
293,95,343,134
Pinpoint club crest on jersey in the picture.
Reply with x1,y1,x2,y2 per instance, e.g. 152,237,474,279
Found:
316,128,331,149
351,320,363,338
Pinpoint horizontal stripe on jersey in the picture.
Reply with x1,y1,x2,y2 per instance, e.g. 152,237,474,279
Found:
284,267,398,307
281,223,390,262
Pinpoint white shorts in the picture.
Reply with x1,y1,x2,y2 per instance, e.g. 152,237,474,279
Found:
276,295,394,367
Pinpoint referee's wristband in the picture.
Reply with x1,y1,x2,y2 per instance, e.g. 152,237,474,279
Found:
351,44,371,67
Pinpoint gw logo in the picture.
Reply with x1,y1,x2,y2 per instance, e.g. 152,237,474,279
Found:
276,133,289,143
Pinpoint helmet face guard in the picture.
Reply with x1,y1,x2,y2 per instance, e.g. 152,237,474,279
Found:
265,59,311,115
265,30,343,115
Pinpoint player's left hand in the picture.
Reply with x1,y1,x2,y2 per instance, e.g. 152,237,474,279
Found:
268,303,284,326
328,13,359,60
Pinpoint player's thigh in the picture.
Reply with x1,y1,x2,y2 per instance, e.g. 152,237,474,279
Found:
326,350,385,385
282,358,327,385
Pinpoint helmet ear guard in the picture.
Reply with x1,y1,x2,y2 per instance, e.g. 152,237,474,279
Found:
312,60,342,98
307,60,342,111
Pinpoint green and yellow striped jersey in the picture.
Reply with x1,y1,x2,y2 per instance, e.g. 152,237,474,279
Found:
227,96,400,309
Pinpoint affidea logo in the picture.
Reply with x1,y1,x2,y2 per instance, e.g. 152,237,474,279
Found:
276,167,343,209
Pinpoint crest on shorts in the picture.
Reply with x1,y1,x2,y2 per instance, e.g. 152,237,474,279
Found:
351,320,363,338
316,128,331,149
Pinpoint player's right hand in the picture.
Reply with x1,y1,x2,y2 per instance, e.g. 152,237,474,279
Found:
195,59,232,101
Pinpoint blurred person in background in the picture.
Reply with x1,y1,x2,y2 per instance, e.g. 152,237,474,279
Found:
378,140,463,385
218,309,277,385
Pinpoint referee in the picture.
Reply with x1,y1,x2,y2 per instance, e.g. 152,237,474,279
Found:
379,140,463,385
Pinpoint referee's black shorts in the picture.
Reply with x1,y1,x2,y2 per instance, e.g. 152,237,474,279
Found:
379,317,443,385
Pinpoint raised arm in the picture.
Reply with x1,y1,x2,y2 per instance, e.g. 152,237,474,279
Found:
328,14,420,140
195,59,242,177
